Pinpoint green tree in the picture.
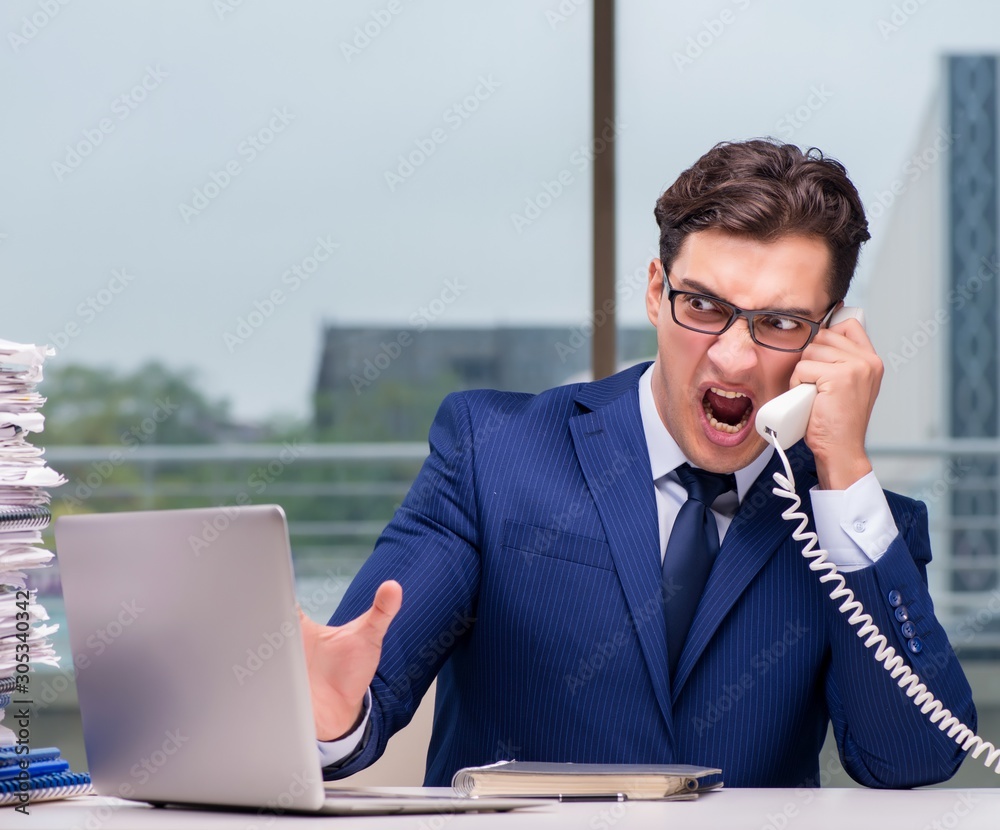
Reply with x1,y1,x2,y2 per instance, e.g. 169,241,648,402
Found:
41,361,239,445
313,373,461,442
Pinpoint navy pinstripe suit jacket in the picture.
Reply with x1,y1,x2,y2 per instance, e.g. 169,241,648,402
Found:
327,363,975,788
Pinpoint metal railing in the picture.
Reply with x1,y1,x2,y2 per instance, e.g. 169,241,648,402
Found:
40,439,1000,654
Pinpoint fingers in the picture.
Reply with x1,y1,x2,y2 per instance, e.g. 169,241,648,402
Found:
358,580,403,643
298,581,402,643
792,357,882,395
796,323,882,386
820,318,872,350
812,326,868,354
373,580,403,618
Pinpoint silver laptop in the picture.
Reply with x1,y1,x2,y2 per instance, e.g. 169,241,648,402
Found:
54,505,525,816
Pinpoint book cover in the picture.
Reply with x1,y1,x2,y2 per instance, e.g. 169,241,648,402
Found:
451,761,723,799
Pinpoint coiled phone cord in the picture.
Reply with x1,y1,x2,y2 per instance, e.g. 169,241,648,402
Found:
769,439,1000,774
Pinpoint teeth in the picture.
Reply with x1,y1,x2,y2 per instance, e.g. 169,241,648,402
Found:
702,399,751,434
710,386,747,399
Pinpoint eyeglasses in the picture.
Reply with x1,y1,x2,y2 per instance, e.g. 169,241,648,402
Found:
664,275,838,353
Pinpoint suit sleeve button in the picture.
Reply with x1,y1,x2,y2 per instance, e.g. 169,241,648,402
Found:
895,606,910,622
907,637,923,654
888,590,902,607
901,621,916,638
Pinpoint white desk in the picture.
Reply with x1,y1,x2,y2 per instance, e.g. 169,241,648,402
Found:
13,788,1000,829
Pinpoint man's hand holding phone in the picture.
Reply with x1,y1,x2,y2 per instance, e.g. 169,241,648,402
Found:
790,312,883,490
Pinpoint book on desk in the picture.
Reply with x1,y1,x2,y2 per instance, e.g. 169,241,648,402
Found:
451,761,723,800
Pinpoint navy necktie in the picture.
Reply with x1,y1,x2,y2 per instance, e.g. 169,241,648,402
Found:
662,463,736,679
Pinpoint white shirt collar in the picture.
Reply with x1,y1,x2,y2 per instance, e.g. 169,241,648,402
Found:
637,364,773,503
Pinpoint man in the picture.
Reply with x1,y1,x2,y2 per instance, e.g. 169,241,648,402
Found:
300,139,976,788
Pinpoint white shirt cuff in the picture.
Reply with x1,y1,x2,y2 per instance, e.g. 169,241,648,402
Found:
316,688,371,768
809,471,899,572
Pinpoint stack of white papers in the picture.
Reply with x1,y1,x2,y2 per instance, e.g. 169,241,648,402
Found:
0,339,64,744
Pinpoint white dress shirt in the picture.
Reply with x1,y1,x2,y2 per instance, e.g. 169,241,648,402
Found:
637,365,898,568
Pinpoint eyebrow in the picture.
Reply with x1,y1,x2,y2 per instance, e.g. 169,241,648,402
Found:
677,278,817,318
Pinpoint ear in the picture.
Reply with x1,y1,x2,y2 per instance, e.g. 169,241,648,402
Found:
646,259,664,327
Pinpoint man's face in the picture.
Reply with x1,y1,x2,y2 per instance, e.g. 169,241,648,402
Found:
645,229,834,473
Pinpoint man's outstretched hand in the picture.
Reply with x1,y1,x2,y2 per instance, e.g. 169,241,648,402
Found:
299,580,403,742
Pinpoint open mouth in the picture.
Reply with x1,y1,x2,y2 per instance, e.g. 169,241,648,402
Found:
702,387,754,434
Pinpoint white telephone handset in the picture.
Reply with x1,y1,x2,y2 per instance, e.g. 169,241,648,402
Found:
754,306,866,447
753,305,1000,775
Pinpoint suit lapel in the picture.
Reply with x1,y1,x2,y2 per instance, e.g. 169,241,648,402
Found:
671,444,816,699
569,368,675,740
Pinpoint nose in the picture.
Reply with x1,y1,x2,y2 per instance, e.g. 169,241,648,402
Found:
706,317,759,375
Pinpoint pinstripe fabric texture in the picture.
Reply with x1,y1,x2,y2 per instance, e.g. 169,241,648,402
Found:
327,363,976,788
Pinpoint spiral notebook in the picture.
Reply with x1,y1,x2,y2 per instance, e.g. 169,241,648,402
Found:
0,747,92,808
0,506,50,532
0,771,93,806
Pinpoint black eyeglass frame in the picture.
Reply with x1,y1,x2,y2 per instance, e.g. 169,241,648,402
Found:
664,274,839,353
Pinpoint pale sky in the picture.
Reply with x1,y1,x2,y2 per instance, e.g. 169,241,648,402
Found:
2,0,1000,421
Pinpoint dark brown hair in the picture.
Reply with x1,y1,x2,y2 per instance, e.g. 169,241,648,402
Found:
653,139,870,303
